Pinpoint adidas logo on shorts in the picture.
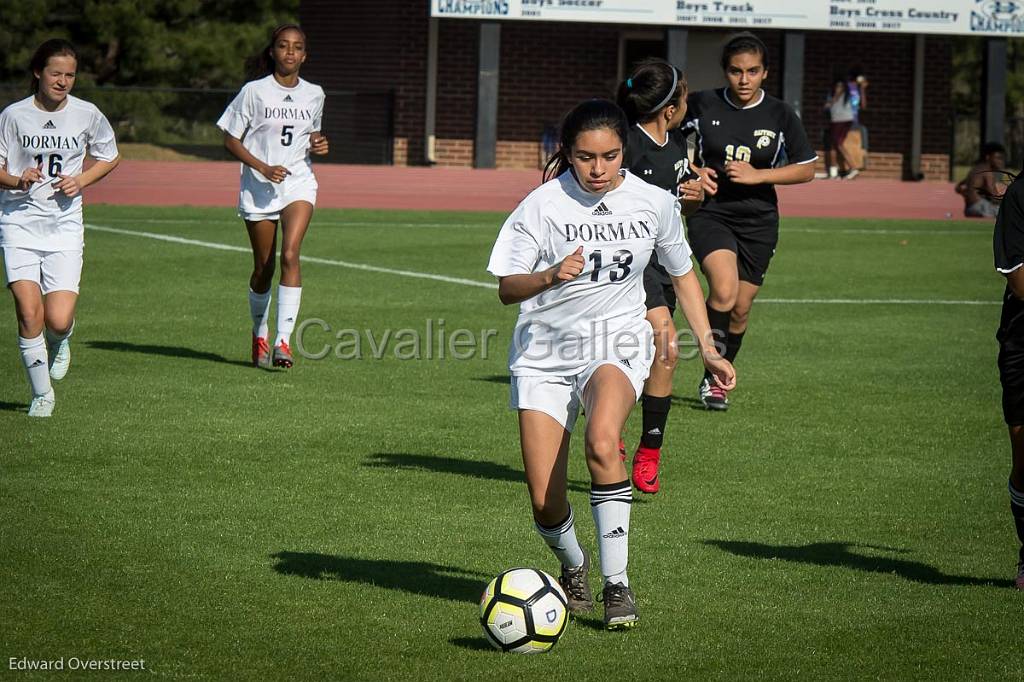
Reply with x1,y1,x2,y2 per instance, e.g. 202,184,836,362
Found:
43,120,56,130
619,358,631,369
592,201,612,216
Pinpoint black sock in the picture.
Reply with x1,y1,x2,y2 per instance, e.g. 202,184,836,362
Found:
640,394,672,449
1011,480,1024,561
704,302,731,380
725,330,745,364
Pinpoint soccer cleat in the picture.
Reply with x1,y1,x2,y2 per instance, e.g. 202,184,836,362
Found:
252,334,271,367
699,376,729,411
48,338,71,381
558,549,594,615
618,439,627,462
28,390,55,418
1016,560,1024,591
600,582,638,629
272,340,293,368
844,168,860,180
631,446,662,494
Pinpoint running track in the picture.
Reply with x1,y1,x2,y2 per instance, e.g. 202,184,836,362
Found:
89,160,967,221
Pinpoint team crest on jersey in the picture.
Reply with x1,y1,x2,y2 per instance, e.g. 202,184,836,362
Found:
754,129,777,149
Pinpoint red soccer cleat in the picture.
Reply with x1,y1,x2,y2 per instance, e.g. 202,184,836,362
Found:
252,334,271,367
273,340,293,368
631,446,662,494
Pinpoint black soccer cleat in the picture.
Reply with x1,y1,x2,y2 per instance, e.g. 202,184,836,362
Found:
558,550,594,615
600,581,638,629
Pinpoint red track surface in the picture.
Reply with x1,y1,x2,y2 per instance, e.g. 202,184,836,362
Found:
88,160,968,220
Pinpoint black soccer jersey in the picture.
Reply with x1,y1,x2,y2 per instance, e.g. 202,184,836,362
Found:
995,176,1024,342
684,88,816,220
624,125,700,198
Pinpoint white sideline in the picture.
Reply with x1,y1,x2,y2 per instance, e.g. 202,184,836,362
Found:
85,223,999,305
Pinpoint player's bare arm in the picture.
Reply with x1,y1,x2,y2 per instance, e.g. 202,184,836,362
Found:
671,269,737,390
0,165,44,191
52,156,119,198
497,246,584,305
309,131,329,156
1007,267,1024,300
725,159,814,186
223,132,290,183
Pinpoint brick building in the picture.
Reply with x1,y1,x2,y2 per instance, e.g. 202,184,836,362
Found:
299,1,953,179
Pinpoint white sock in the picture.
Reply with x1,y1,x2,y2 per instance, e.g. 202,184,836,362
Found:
274,285,301,346
535,506,586,569
590,480,632,586
19,334,51,397
249,288,272,339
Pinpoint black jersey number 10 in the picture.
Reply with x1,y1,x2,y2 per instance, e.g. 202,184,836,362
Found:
33,153,63,177
725,145,752,163
589,249,633,283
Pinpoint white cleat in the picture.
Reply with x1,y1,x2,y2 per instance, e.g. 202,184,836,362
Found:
49,338,71,381
28,390,56,417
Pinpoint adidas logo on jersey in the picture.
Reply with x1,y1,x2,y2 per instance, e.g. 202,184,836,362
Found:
602,526,627,539
283,95,294,102
642,169,653,176
592,201,612,216
712,120,721,126
42,120,56,130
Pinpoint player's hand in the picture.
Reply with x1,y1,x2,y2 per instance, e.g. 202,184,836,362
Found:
695,166,718,196
53,174,82,197
551,246,585,284
261,164,290,183
18,167,44,190
679,178,704,203
725,160,762,185
701,349,736,391
310,132,329,156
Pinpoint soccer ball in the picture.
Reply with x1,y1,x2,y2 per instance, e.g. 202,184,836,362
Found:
479,567,568,653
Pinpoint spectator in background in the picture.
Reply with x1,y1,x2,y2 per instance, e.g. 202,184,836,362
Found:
824,69,868,179
957,142,1008,218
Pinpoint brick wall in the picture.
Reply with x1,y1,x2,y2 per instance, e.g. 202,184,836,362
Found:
299,2,952,173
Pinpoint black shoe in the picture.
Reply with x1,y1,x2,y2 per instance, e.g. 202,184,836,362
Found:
558,550,594,614
600,581,638,629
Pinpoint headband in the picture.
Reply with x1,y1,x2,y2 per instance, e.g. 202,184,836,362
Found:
647,66,679,113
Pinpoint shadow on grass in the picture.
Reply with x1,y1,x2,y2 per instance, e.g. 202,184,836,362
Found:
449,636,494,652
0,401,28,412
474,374,510,385
705,540,1014,588
365,452,598,495
86,340,253,368
271,551,490,603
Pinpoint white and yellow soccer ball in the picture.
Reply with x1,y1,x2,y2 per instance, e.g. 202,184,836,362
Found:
479,567,568,653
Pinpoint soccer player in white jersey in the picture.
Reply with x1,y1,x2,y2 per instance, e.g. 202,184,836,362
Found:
218,24,328,369
487,99,735,628
0,39,120,417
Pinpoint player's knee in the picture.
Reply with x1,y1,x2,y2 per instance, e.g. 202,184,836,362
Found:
709,287,738,311
730,307,750,328
15,304,44,335
584,433,620,465
530,497,567,527
44,315,72,337
252,260,275,284
280,247,301,273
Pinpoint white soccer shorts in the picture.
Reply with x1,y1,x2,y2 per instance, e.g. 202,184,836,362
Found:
2,246,83,294
239,177,318,222
510,355,652,433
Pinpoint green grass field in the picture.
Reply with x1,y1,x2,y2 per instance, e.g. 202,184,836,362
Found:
1,205,1019,680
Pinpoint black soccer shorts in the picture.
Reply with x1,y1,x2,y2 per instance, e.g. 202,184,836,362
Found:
643,256,676,314
686,211,779,287
999,338,1024,426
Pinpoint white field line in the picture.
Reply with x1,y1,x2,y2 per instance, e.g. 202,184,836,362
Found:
85,223,999,305
85,224,498,290
92,216,991,237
